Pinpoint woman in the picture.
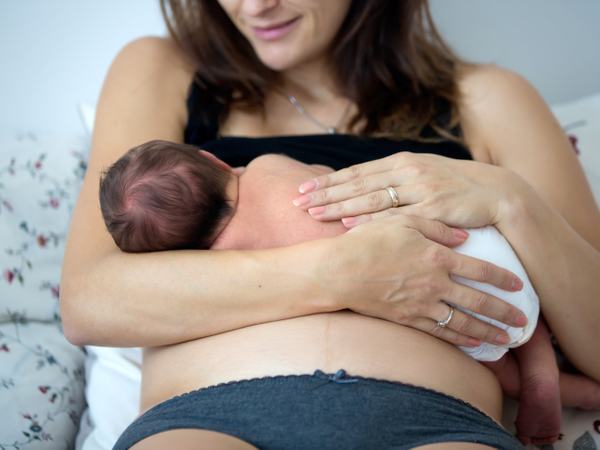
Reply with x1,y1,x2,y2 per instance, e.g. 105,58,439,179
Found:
60,1,600,449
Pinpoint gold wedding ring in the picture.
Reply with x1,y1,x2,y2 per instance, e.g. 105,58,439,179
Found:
385,186,400,208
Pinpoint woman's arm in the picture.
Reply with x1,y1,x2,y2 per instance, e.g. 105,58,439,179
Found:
60,37,334,347
459,65,600,379
497,182,600,380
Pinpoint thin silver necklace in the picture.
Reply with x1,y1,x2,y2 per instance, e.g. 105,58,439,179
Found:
285,93,351,134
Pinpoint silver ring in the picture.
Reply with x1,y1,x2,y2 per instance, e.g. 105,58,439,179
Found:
385,186,400,208
436,302,455,328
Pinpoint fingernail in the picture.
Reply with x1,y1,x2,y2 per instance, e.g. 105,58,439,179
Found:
453,229,469,240
341,217,357,227
513,313,528,327
292,195,310,207
511,278,523,291
494,333,510,345
308,206,326,216
467,337,481,347
299,179,318,194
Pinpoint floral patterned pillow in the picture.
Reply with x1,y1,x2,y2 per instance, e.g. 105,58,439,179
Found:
0,132,87,323
0,131,88,448
0,320,86,449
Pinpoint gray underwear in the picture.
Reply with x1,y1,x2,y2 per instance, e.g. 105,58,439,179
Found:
114,368,523,450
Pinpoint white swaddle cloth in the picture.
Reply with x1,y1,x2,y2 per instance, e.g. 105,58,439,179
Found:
449,226,539,361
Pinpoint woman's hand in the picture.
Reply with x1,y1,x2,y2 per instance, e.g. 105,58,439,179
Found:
321,214,527,348
292,151,522,229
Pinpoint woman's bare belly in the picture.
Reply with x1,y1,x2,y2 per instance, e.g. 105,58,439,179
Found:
141,310,503,422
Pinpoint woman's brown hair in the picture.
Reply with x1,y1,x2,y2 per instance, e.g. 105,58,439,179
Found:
161,0,465,142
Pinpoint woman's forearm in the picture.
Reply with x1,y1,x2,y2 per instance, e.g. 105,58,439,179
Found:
496,185,600,380
60,241,337,347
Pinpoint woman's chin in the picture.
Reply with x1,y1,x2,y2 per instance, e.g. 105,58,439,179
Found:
251,43,304,71
256,53,297,72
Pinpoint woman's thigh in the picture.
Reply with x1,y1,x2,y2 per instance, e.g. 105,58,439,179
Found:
131,433,499,450
130,429,259,450
414,443,496,450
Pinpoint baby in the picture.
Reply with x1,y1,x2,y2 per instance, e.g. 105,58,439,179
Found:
99,139,597,444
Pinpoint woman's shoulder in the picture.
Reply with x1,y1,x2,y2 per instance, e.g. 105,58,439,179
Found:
96,36,197,142
116,35,191,65
455,63,548,164
457,64,543,124
456,64,600,247
110,36,196,84
457,63,533,97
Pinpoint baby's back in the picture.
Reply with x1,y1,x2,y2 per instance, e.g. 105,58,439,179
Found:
211,154,346,250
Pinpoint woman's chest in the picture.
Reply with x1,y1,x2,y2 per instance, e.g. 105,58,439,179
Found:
218,97,364,138
219,103,317,138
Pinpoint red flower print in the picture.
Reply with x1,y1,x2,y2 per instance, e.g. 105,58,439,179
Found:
50,285,60,298
49,198,60,208
0,344,9,352
3,269,14,284
34,161,43,169
37,235,48,247
38,386,50,394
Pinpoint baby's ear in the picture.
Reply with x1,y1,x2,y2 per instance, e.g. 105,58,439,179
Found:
198,149,232,172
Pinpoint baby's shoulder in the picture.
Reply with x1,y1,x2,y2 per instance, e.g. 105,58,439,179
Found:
248,153,327,178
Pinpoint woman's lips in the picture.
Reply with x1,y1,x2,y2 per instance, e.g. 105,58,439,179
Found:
252,17,300,41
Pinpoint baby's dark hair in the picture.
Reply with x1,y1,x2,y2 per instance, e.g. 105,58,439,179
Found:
99,140,233,252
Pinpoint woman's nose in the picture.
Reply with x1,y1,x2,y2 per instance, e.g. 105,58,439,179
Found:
241,0,280,17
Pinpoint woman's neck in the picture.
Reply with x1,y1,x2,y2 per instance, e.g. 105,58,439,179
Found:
221,58,359,136
276,58,342,103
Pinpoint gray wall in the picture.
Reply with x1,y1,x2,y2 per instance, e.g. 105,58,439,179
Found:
431,0,600,104
0,1,166,135
1,1,599,135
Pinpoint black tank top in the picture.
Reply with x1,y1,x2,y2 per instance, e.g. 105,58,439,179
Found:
184,80,472,170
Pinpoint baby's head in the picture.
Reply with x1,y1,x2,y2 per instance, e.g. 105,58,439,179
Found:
99,140,236,252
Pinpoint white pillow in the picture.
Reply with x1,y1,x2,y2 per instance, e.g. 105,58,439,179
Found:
77,102,97,138
76,347,142,450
